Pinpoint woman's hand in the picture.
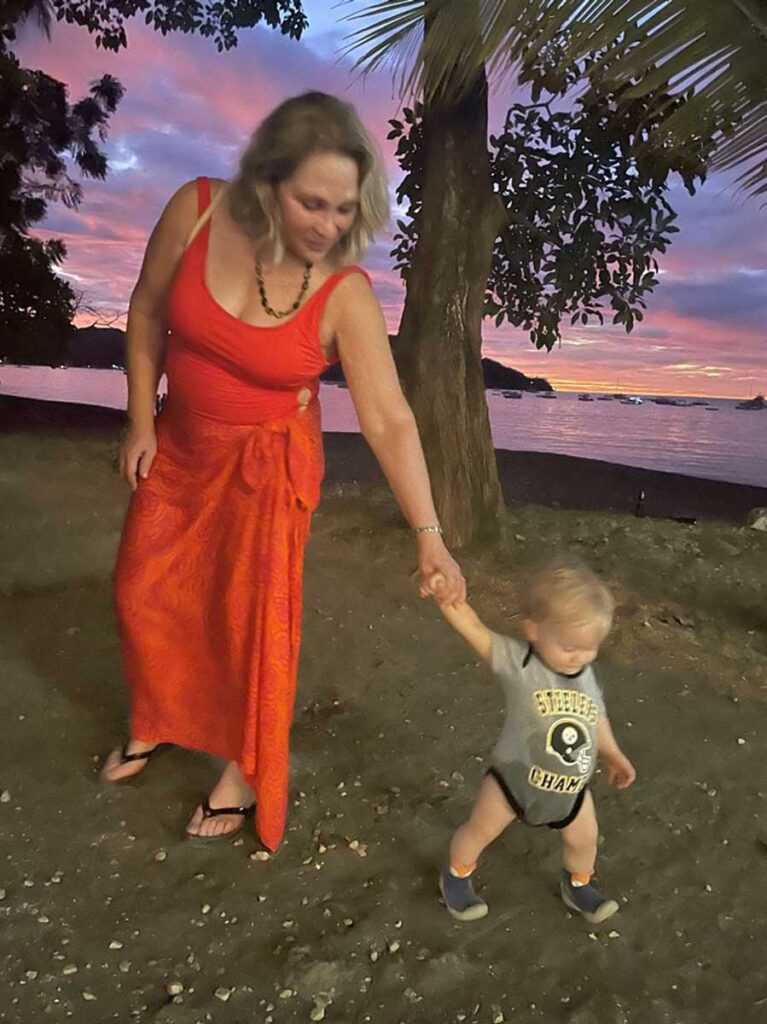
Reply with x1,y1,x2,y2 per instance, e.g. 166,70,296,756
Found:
119,426,157,492
416,534,466,607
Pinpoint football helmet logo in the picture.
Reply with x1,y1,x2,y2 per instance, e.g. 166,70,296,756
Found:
546,719,593,775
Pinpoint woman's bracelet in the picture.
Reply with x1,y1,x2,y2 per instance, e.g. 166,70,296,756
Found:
414,524,443,535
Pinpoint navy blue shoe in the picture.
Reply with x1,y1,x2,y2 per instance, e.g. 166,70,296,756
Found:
439,868,489,921
560,871,619,924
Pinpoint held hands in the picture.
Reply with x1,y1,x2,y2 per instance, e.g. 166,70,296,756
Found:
119,426,157,492
602,749,637,790
416,536,466,608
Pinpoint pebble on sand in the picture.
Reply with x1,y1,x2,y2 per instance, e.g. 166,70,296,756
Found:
310,993,333,1021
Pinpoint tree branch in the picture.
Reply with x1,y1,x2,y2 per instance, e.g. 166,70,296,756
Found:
504,208,559,245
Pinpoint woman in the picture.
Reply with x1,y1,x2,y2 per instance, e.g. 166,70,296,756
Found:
102,92,465,851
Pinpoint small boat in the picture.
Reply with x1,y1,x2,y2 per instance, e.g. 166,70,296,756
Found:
621,395,644,405
337,381,349,389
578,393,594,402
735,394,765,410
501,390,522,399
536,391,557,399
596,395,613,402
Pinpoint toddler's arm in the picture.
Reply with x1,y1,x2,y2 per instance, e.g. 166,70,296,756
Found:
438,598,493,665
597,714,636,790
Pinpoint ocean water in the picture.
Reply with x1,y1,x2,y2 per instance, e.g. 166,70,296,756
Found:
1,365,765,487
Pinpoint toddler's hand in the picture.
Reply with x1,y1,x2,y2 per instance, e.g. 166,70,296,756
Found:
428,570,448,601
604,750,636,790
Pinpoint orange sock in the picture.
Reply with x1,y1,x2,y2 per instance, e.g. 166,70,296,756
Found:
450,861,477,878
570,871,592,887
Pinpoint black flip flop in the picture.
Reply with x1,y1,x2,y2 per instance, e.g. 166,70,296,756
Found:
101,743,164,783
185,797,256,844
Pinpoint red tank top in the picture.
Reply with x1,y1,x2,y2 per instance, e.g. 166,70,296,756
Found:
165,176,370,424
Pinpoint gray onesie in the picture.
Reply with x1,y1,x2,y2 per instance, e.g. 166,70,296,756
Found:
489,633,605,827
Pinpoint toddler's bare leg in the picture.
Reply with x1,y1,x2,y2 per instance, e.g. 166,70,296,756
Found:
558,791,618,923
440,773,516,920
560,789,598,876
450,773,517,869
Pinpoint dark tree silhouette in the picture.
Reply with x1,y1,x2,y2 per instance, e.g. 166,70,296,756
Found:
0,1,307,363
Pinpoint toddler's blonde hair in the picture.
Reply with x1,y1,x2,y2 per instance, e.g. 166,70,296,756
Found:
521,556,614,629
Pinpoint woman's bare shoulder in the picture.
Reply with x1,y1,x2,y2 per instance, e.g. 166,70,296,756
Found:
208,176,230,193
324,267,384,345
156,179,200,234
328,267,377,315
329,265,375,298
155,177,227,240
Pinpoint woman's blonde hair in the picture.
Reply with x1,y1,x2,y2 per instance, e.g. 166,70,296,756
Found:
228,91,389,264
521,556,615,630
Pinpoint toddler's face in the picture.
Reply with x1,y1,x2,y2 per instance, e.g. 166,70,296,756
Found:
524,617,609,676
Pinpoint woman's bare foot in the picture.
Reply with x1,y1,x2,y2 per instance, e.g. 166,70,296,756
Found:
100,740,159,783
185,761,255,840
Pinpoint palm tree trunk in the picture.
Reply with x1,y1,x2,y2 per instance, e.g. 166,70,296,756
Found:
394,70,504,548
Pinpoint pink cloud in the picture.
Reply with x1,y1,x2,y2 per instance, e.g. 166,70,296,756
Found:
15,16,767,399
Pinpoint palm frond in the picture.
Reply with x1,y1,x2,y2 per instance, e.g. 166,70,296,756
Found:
18,0,54,38
342,0,767,198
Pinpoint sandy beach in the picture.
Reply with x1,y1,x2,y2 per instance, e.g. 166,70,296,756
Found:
1,397,766,1023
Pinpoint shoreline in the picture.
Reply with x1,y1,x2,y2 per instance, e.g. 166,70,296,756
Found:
3,394,765,525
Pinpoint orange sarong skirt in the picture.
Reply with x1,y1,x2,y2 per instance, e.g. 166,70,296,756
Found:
114,399,323,851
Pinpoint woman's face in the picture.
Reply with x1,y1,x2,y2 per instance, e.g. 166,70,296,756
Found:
276,151,360,264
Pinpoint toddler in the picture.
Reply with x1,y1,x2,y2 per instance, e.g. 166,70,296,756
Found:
436,557,636,924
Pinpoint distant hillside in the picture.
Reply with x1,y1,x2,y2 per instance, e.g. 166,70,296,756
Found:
482,358,552,392
322,354,552,392
68,326,125,368
69,327,552,393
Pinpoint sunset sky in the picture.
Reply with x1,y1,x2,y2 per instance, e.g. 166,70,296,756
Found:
17,1,767,398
